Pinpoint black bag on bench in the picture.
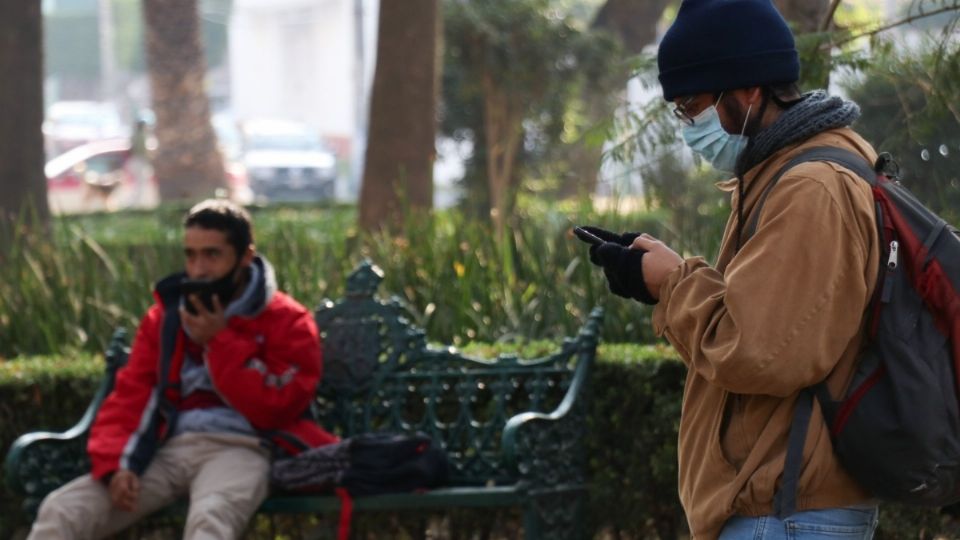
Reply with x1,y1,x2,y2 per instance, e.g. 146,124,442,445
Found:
272,432,450,540
271,431,450,495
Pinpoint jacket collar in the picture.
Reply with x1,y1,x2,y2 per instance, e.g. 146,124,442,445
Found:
153,255,277,317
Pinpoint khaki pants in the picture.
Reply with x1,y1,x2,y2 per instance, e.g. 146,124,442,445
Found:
28,432,271,540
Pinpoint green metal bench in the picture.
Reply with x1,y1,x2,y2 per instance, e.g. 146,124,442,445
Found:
5,261,603,539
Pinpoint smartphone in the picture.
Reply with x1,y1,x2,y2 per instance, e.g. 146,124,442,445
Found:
179,279,216,315
573,226,605,246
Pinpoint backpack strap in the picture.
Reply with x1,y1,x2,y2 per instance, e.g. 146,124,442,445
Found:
751,147,877,519
774,388,814,519
335,487,354,540
743,147,878,245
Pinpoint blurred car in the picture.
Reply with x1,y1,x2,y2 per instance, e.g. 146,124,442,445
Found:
211,113,254,205
44,101,127,158
239,119,337,202
44,139,138,213
44,138,253,213
212,112,244,163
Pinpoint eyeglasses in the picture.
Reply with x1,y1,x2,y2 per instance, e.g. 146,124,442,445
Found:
672,96,698,126
671,93,724,126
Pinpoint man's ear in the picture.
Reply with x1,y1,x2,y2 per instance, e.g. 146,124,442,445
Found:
240,244,255,267
743,86,763,106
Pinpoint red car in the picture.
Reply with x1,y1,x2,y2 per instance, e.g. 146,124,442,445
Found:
44,139,252,214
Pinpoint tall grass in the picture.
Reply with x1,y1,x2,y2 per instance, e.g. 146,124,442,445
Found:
1,217,179,357
0,202,725,358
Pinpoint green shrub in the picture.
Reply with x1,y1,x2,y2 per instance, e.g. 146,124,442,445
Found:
843,36,960,224
1,344,954,539
588,344,687,539
0,352,105,536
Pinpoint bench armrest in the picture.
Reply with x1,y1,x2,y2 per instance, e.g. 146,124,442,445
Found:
4,329,128,515
4,428,93,509
500,308,602,489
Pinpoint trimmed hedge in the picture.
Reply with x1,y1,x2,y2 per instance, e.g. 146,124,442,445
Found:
1,345,955,539
0,352,106,537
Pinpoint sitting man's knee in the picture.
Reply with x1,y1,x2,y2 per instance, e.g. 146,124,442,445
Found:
30,478,112,539
186,493,253,537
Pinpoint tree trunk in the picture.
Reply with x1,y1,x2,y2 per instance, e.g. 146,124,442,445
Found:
592,0,673,55
359,0,439,232
481,73,523,233
0,0,49,237
773,0,832,88
143,0,225,203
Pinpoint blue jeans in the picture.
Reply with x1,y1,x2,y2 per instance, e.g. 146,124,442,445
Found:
719,507,879,540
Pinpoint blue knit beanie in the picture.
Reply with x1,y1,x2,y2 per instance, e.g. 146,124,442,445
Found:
657,0,800,101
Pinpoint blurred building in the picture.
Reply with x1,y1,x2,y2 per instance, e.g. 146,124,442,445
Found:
42,0,103,103
42,0,231,124
229,0,379,199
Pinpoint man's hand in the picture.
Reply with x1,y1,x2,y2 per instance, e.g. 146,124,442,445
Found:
588,242,656,304
180,294,227,345
108,469,140,512
630,234,683,301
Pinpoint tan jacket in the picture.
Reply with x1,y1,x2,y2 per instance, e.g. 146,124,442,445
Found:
653,128,881,539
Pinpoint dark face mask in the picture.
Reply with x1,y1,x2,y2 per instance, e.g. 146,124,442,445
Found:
179,262,242,315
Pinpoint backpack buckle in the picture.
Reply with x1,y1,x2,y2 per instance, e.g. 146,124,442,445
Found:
875,153,901,181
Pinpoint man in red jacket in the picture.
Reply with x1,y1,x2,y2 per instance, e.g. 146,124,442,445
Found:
29,199,337,539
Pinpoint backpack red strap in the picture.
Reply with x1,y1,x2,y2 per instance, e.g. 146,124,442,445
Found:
335,487,354,540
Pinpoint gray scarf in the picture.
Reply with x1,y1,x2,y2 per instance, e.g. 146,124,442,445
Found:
736,90,861,177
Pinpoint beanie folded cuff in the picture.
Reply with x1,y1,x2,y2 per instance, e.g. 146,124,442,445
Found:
659,49,799,101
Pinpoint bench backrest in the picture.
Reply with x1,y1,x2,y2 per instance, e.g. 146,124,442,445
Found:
313,261,601,486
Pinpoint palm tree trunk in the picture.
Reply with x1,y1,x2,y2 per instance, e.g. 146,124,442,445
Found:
0,0,49,236
143,0,225,202
359,0,439,232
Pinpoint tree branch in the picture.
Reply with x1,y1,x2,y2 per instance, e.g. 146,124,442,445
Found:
822,4,960,49
915,77,960,128
819,0,843,32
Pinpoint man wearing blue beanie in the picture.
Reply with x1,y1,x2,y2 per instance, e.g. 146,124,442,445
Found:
580,0,883,538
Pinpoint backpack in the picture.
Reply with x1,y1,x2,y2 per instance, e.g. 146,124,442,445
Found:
271,431,450,495
745,147,960,517
271,432,450,540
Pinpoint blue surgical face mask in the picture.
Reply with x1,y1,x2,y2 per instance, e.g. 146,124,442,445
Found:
681,96,752,173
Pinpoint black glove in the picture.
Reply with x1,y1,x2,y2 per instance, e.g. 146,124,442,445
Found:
574,226,657,305
574,225,640,247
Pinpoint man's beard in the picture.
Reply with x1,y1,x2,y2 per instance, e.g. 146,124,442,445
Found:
719,93,765,138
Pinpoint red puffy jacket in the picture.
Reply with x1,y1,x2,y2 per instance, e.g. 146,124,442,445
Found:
87,261,337,480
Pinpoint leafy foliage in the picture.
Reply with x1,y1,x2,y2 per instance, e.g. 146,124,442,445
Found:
604,7,960,264
442,0,629,219
842,31,960,222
